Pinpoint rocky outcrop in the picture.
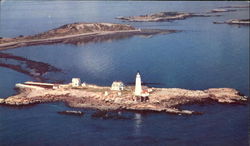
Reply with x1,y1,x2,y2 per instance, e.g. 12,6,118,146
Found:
0,82,248,115
0,98,5,104
116,12,215,22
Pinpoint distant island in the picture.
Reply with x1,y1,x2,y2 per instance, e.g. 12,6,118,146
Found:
116,11,217,22
219,5,250,9
209,8,237,13
0,22,178,50
213,19,250,25
0,73,247,115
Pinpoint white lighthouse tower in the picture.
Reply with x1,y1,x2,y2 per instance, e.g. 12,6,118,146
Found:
134,72,142,96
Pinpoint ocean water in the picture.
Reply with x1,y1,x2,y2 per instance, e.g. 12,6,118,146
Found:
0,1,249,146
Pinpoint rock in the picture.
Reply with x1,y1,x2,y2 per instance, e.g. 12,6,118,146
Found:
0,98,5,104
91,110,131,120
57,110,84,116
114,98,123,104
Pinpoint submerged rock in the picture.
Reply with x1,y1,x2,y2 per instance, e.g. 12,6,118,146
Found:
0,52,61,81
91,110,131,120
57,110,84,116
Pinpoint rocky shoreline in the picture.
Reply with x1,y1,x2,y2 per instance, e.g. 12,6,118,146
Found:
0,81,247,115
0,22,177,50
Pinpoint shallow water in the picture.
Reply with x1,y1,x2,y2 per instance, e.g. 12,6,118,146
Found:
0,1,249,145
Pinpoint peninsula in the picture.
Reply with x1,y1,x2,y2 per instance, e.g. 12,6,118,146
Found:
116,12,216,22
0,73,247,115
0,22,177,50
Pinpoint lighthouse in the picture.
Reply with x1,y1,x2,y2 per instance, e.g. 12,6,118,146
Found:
134,72,142,96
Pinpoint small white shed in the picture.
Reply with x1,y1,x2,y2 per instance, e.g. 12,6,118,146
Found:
111,81,124,91
72,78,81,87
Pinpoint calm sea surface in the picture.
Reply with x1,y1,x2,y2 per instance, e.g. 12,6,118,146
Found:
0,1,249,146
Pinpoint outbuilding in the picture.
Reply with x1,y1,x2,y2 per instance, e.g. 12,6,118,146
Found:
72,78,81,87
111,81,124,91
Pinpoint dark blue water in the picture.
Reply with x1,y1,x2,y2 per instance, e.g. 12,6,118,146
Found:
0,1,249,145
0,103,248,146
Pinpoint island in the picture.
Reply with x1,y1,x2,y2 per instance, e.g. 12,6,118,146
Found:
209,9,237,13
0,73,247,115
219,5,250,9
116,12,217,22
0,22,178,50
213,19,250,25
